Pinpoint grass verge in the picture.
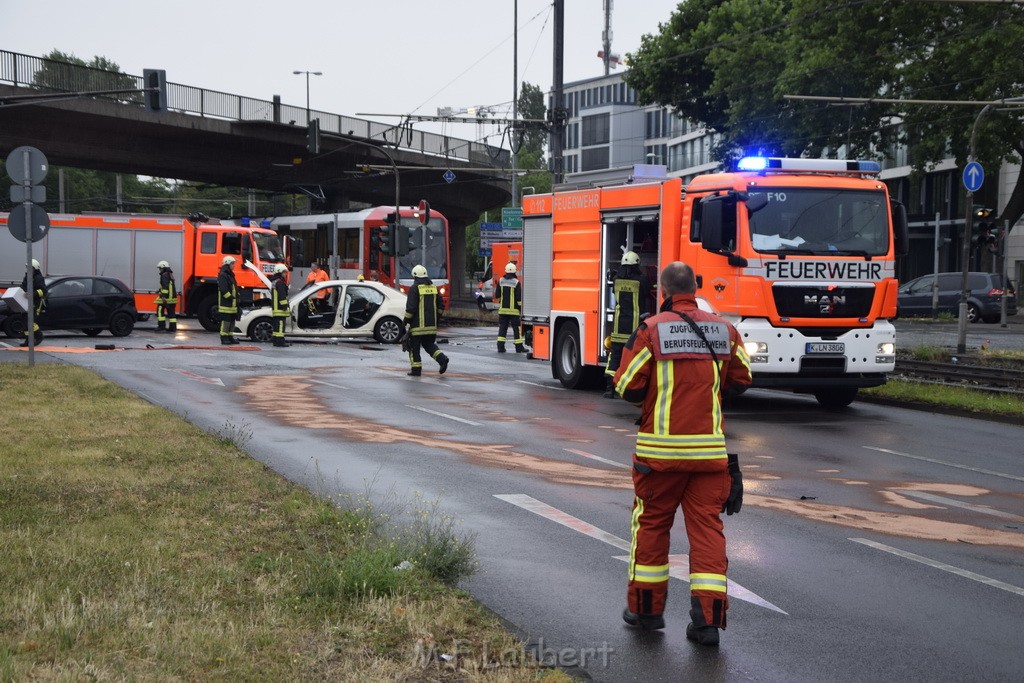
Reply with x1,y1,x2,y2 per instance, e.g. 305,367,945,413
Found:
0,364,569,681
862,378,1024,419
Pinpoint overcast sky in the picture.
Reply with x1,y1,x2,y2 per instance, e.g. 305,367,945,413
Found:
1,0,681,147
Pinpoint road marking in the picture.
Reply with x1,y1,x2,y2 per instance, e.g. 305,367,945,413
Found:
564,448,631,470
896,490,1024,522
162,367,224,386
496,493,786,614
310,379,350,391
851,538,1024,598
405,404,482,426
864,446,1024,483
516,380,566,391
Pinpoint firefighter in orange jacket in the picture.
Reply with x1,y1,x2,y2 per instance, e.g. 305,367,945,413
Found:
614,261,751,646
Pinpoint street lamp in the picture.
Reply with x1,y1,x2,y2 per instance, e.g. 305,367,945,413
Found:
292,70,322,125
222,202,234,217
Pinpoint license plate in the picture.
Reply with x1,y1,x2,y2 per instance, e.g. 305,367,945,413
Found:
806,342,844,354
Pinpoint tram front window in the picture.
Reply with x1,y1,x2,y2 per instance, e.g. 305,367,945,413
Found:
398,218,447,278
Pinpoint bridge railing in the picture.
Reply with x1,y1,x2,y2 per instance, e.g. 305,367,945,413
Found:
0,49,510,166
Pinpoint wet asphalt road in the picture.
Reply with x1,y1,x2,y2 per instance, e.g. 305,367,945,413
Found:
2,318,1023,681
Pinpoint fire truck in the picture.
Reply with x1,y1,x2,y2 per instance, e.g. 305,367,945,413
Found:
520,157,910,407
0,212,293,331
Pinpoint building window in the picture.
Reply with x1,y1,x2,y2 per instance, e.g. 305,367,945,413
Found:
582,113,610,146
581,147,610,171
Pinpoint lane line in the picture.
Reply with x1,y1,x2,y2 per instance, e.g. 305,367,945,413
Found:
310,379,351,390
405,404,482,426
495,493,787,614
863,446,1024,483
851,538,1024,598
515,380,567,391
896,490,1024,522
564,448,631,470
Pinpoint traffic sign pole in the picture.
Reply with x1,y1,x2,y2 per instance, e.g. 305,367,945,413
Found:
23,150,36,363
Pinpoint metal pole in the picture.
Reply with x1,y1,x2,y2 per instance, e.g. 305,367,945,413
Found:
22,150,35,366
932,212,940,318
512,0,518,208
305,71,310,125
1001,218,1009,327
957,104,993,354
551,0,565,185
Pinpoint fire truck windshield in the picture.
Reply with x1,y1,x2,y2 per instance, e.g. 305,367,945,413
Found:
747,188,889,256
398,217,447,279
253,232,285,262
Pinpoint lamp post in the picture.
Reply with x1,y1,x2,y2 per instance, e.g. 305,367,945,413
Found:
222,201,234,217
292,70,322,125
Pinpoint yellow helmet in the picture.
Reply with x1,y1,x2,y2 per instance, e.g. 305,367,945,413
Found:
412,265,428,278
504,262,518,274
273,263,288,274
357,274,365,281
222,256,236,266
157,260,170,269
622,251,640,265
604,335,612,350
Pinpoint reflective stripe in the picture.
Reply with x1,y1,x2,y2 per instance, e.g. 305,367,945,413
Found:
616,347,651,396
628,495,644,581
654,359,673,435
632,562,670,583
690,573,728,593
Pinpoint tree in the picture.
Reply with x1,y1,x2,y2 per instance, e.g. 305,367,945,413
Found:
34,50,142,105
625,1,1024,229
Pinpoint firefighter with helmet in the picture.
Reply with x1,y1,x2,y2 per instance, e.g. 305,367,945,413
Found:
20,258,47,347
495,262,526,353
402,264,449,376
217,256,239,345
155,260,178,333
270,263,291,347
604,250,652,398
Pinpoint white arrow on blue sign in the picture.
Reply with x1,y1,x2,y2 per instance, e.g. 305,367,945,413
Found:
963,161,984,193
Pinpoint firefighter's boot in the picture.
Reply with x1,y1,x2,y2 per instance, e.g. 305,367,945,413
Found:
221,336,234,346
515,344,526,353
497,343,506,353
686,623,720,647
168,323,177,333
438,354,449,374
156,321,166,332
34,331,43,345
603,377,617,399
622,609,665,631
273,339,290,348
407,368,422,377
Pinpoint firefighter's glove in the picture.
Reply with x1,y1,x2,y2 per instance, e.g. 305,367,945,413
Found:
722,453,743,515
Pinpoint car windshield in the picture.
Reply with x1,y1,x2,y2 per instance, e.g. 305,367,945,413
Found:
398,218,447,279
747,188,890,256
254,232,285,262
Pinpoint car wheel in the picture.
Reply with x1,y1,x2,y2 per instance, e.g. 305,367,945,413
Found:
4,315,27,339
814,387,858,409
249,317,274,343
196,294,220,332
109,311,135,337
83,328,103,337
967,303,980,323
374,316,403,344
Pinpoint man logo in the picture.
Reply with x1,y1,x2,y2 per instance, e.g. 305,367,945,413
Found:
805,294,845,314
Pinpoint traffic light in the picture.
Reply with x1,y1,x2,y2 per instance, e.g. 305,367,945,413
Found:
306,119,320,154
396,224,412,256
376,213,398,254
143,69,167,111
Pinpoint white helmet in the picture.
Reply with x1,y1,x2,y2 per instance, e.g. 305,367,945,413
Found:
412,265,428,278
273,263,288,274
31,259,40,269
157,260,170,269
621,251,640,266
504,262,518,274
222,256,236,266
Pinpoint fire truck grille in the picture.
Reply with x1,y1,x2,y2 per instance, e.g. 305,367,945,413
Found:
773,285,874,318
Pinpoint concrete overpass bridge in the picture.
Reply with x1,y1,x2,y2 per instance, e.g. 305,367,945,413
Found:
0,50,515,291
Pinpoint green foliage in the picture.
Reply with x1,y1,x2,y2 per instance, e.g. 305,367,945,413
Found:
624,1,1024,227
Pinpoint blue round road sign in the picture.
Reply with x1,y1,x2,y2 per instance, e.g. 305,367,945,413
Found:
963,161,984,193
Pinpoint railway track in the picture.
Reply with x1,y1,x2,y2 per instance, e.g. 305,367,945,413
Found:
894,359,1024,394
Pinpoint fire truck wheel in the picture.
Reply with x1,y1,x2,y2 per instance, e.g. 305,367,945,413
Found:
813,387,858,409
374,316,403,344
196,295,220,332
554,321,602,389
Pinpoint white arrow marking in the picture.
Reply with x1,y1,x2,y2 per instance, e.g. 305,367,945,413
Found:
896,490,1024,521
851,538,1024,598
162,368,224,386
406,404,482,426
495,493,786,614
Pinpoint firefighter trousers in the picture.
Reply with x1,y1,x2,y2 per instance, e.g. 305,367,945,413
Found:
408,334,447,370
627,463,731,628
497,314,524,349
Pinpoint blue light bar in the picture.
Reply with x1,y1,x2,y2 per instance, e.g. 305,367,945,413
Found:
737,156,769,171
